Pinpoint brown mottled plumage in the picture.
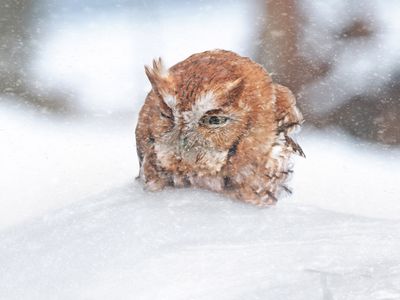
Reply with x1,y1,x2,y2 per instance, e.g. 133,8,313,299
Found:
135,50,304,205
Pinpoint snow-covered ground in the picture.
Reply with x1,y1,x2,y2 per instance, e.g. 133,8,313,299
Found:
0,102,137,228
1,184,400,300
1,102,400,299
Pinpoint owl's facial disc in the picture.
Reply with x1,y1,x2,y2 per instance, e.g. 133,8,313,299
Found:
153,90,243,174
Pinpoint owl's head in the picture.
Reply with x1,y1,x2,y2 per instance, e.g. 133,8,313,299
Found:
144,50,276,175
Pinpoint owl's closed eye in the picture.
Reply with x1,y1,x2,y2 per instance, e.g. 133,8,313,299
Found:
135,49,304,205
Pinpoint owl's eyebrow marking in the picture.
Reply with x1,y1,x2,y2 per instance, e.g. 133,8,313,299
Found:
204,109,223,115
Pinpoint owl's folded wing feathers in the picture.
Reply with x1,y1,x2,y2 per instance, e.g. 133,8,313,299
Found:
274,83,305,158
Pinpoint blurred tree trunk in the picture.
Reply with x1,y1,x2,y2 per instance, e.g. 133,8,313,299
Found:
256,0,330,123
256,0,399,144
256,0,301,89
0,0,71,113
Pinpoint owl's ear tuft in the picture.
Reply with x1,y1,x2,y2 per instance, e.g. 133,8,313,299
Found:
152,57,168,77
224,77,244,101
144,57,169,95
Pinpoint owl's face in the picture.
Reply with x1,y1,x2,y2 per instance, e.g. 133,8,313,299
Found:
147,67,250,175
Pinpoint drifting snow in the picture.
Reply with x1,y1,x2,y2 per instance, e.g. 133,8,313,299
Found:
1,184,400,300
1,103,400,299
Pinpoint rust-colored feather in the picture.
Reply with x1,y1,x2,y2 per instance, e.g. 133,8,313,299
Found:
135,50,304,205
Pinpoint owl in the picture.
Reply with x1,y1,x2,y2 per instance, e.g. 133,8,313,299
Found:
135,50,304,205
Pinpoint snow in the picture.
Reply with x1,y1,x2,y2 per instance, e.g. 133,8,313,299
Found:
293,129,400,220
1,102,400,299
0,102,136,228
2,187,400,299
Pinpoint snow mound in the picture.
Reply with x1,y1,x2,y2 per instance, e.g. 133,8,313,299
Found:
1,184,400,300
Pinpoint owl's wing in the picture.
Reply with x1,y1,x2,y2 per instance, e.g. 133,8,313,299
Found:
274,84,305,157
274,84,303,131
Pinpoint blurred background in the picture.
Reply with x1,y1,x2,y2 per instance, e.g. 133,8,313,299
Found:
1,0,399,228
2,0,400,142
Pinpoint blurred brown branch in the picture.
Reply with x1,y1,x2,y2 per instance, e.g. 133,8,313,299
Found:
0,0,72,113
256,0,330,93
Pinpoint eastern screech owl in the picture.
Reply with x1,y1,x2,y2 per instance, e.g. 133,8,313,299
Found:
135,50,304,205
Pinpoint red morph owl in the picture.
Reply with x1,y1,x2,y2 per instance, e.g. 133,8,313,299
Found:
135,50,304,205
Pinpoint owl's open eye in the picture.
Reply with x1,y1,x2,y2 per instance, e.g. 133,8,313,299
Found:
200,115,229,127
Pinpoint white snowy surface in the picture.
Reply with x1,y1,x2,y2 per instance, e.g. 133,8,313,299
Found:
1,185,400,300
0,103,137,229
293,131,400,220
1,103,400,299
